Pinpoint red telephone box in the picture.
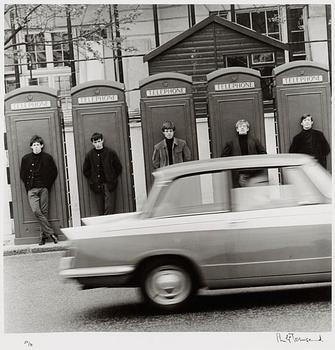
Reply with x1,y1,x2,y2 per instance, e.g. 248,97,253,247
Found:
71,80,135,218
140,72,198,190
273,61,331,168
5,87,68,244
207,67,265,158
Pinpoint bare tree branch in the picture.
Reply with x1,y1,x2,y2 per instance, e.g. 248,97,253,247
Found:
4,5,42,45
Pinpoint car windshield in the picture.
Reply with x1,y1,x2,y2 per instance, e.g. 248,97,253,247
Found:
150,171,231,217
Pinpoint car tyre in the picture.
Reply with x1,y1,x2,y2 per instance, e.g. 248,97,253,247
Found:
140,259,195,312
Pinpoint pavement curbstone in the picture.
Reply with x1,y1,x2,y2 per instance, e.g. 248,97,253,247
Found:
3,241,69,256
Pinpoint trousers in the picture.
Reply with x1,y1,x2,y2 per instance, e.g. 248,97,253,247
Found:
93,183,117,215
27,187,55,238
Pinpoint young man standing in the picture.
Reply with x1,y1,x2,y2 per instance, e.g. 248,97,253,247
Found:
221,119,266,157
83,132,122,215
221,119,266,187
289,114,330,168
152,121,191,169
20,135,58,245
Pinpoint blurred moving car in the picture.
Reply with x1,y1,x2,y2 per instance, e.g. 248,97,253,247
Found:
59,154,331,312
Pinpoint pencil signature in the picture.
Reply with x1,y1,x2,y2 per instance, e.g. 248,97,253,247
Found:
276,333,323,344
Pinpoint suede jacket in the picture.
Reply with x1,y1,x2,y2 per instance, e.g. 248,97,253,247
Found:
152,137,191,169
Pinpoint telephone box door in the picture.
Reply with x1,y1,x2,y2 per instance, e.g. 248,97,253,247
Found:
71,80,135,218
273,61,331,169
140,73,198,190
5,87,68,244
207,67,265,158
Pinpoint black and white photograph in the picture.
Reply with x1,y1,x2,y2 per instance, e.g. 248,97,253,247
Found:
1,1,333,349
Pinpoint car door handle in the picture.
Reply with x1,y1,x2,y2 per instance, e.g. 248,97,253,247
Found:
229,220,248,224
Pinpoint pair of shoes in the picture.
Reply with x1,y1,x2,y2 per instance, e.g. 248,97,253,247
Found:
38,237,46,246
50,234,58,244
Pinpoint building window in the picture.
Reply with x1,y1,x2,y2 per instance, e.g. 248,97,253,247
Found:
52,32,71,67
209,10,228,19
28,76,49,87
25,33,47,69
287,6,306,61
5,77,17,93
236,8,280,40
252,65,275,102
79,27,107,41
223,52,275,102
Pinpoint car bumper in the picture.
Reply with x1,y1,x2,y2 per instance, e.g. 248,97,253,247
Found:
59,257,135,288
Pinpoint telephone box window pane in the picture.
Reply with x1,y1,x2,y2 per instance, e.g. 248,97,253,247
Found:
236,12,250,28
252,12,266,34
226,55,248,68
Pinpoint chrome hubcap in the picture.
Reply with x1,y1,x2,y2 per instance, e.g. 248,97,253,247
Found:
145,265,191,306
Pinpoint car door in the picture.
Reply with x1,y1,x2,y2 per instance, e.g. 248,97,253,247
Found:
199,165,331,288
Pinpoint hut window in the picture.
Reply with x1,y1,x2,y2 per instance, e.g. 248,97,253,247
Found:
225,55,248,68
251,53,275,65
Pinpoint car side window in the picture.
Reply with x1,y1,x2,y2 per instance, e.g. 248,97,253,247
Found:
231,166,325,212
151,171,230,218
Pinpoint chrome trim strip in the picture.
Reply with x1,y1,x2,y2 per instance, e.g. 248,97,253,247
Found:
203,256,331,268
59,265,135,278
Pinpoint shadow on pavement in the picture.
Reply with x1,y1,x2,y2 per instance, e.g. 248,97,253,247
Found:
79,285,331,321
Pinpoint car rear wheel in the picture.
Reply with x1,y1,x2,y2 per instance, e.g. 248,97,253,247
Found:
140,259,195,312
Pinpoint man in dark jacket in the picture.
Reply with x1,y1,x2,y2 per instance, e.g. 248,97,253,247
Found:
289,114,330,168
83,132,122,215
221,119,266,157
221,119,266,187
20,135,58,245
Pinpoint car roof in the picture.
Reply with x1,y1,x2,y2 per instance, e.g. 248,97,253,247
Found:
153,153,316,181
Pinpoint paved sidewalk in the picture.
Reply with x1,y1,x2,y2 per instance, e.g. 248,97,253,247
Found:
3,239,69,256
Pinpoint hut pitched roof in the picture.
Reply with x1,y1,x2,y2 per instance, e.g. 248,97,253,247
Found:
144,15,288,62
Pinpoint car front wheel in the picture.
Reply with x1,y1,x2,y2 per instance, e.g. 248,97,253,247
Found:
140,260,195,312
